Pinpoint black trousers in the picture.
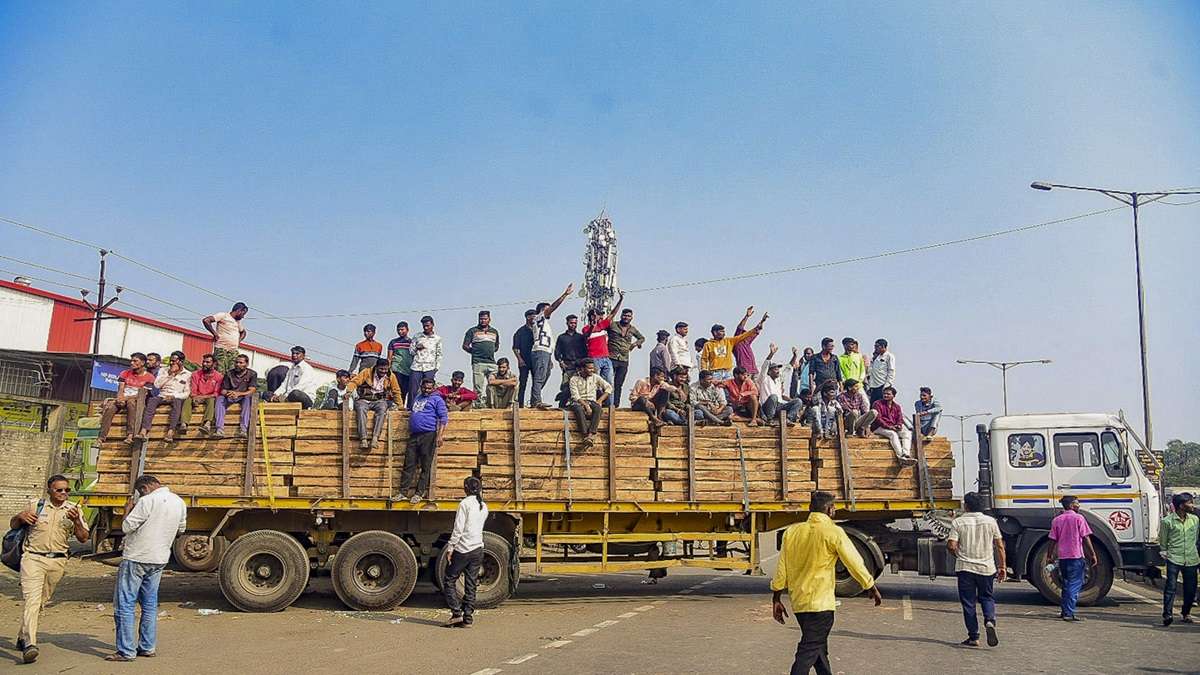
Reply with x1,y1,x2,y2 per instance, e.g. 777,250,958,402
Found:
791,610,835,675
400,431,437,495
867,386,884,405
569,400,603,436
612,359,629,408
517,364,531,407
444,547,483,619
285,390,314,409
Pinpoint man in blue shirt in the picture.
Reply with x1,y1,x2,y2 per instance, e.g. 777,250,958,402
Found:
400,378,448,504
914,387,942,438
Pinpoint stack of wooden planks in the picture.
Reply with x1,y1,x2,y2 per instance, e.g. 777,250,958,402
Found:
93,403,955,504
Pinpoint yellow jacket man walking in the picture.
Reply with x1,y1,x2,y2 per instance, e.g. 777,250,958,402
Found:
771,491,882,675
10,474,90,664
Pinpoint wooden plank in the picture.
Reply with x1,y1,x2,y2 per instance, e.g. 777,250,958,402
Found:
340,402,351,499
686,404,695,501
512,400,523,501
607,400,616,501
836,413,854,505
778,410,789,500
386,410,394,499
914,414,927,501
243,396,258,495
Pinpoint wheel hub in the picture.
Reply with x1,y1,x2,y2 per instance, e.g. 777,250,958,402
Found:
354,553,396,591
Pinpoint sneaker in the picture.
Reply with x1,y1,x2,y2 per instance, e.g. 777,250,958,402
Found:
23,645,38,663
1063,615,1084,622
136,650,156,657
177,425,188,436
1163,616,1174,627
1181,615,1194,624
236,429,248,439
443,615,464,628
462,616,474,627
197,425,210,437
960,638,979,647
410,494,423,504
985,621,998,646
535,402,550,410
213,429,226,438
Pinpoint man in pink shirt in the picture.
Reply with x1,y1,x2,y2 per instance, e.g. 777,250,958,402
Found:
1048,495,1099,621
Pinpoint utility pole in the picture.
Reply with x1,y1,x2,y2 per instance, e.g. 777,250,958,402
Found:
76,249,123,403
956,359,1051,415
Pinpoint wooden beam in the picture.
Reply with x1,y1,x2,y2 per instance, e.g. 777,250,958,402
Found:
914,414,927,501
836,413,855,509
778,411,789,500
340,402,351,499
512,401,523,501
242,397,257,495
686,404,696,502
607,400,616,500
385,410,394,499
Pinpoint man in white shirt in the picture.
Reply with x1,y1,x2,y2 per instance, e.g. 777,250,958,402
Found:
443,476,489,627
270,346,323,409
529,284,573,409
865,338,896,405
567,358,613,448
666,322,693,372
106,475,186,662
139,352,192,442
947,491,1006,648
202,302,248,374
407,315,444,410
755,344,803,425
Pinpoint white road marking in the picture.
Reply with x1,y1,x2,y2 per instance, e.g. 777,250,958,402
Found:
571,628,599,637
504,654,538,665
469,669,503,675
651,600,667,605
902,594,913,621
543,640,572,649
594,620,620,628
617,612,639,618
1110,583,1159,606
635,605,655,611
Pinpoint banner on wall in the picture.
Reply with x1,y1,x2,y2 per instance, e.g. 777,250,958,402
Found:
90,360,125,392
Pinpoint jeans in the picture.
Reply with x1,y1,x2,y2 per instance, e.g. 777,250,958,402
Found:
517,363,531,407
594,357,613,385
408,370,437,409
400,431,437,496
444,547,483,620
569,400,603,436
956,571,996,639
530,351,552,406
710,369,732,382
472,362,497,407
843,410,877,435
631,389,670,420
355,398,390,442
215,395,253,432
1059,557,1086,618
695,405,733,424
611,359,629,407
141,396,186,433
113,559,164,658
662,409,685,425
790,610,835,675
867,386,884,404
874,426,913,459
761,395,803,423
1163,561,1198,619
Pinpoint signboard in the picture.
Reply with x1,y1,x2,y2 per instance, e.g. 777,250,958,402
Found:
91,360,125,392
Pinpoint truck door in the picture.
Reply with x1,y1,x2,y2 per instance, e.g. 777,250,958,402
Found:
1049,430,1140,543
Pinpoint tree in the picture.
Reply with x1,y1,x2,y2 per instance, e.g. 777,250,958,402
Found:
1162,439,1200,488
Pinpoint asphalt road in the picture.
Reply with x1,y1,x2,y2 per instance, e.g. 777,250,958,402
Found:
0,561,1197,674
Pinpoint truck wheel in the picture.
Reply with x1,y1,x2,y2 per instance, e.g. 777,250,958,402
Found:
219,531,310,612
1029,539,1114,607
834,538,881,597
172,532,228,573
435,532,513,609
331,531,419,611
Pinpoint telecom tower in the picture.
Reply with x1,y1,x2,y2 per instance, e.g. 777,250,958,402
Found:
580,212,619,316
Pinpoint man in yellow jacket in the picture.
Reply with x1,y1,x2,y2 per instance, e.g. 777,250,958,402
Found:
346,359,405,449
772,491,883,675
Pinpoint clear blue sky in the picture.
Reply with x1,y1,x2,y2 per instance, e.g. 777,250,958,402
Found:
2,3,1198,475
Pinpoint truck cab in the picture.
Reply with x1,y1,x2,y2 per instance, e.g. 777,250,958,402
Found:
978,412,1161,604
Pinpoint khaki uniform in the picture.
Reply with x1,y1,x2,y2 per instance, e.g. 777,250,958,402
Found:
18,499,77,647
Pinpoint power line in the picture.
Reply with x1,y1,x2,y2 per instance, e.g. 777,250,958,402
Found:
0,253,97,283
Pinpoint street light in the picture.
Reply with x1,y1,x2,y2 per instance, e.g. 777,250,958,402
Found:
1029,181,1200,458
956,359,1051,415
946,412,991,496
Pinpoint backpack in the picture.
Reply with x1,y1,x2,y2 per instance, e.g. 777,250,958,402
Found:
1,500,44,572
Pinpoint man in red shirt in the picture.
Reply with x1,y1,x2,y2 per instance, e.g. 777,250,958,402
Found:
99,353,156,445
190,353,223,436
436,371,478,412
581,292,624,387
870,386,913,463
722,366,761,427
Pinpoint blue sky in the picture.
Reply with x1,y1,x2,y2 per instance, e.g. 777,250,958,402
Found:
2,2,1198,480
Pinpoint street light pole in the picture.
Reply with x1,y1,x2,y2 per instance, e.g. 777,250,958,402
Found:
76,249,123,403
1030,181,1200,456
956,359,1052,415
946,412,991,496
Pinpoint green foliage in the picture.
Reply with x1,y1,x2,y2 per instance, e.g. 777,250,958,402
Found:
1162,439,1200,487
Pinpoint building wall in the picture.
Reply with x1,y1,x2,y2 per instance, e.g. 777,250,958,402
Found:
0,428,57,515
0,286,54,351
47,302,94,352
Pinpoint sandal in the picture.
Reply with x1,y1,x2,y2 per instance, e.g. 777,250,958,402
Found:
105,653,134,662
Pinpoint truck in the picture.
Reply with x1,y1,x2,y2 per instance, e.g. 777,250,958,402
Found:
77,403,1158,611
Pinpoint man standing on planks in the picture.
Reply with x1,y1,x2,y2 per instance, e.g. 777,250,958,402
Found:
400,378,448,504
202,302,248,374
606,304,643,406
553,314,587,408
512,310,537,408
529,284,574,410
772,491,882,675
462,310,500,407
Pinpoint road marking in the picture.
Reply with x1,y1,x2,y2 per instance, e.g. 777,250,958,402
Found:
543,640,572,649
469,669,503,675
617,612,639,618
902,595,913,621
504,654,538,665
571,628,599,637
651,600,667,605
635,605,655,611
594,620,619,628
1111,583,1158,606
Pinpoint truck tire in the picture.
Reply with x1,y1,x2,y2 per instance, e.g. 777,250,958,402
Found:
172,532,228,573
331,531,419,611
219,530,310,612
1028,539,1114,607
834,537,882,597
435,532,513,609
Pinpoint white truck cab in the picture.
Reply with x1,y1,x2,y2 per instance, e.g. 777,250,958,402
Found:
977,412,1162,604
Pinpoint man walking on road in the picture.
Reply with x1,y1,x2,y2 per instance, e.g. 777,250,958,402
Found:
948,491,1006,647
1048,495,1098,621
1159,492,1197,626
11,475,89,664
106,475,186,662
771,490,881,675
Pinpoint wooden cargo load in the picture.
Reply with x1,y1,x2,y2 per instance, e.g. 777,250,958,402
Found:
93,403,954,504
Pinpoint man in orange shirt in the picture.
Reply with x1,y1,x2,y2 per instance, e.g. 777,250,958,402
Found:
722,366,761,427
349,324,383,373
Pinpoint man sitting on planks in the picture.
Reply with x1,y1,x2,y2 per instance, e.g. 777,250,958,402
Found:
567,358,612,449
691,369,733,426
400,377,448,504
628,367,678,428
214,354,257,438
436,371,479,412
139,351,192,443
346,358,404,450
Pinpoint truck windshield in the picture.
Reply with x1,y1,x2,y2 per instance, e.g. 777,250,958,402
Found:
1100,431,1127,478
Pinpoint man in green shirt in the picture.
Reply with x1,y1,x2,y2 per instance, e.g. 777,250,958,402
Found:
606,308,645,409
1160,492,1198,626
462,310,500,408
